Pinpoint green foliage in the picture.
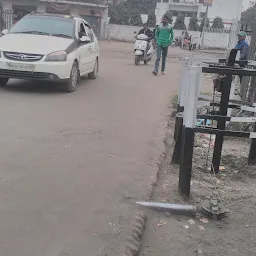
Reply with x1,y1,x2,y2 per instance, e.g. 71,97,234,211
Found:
189,16,199,31
211,17,224,29
163,10,173,24
242,2,256,24
173,15,186,30
199,17,210,32
171,94,178,109
109,0,157,26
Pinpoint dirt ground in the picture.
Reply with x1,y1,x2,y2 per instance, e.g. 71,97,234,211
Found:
139,72,256,255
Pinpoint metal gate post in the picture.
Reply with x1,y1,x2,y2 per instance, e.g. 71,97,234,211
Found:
179,66,202,198
212,74,233,173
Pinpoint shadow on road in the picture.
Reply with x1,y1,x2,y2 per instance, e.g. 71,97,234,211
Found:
1,77,90,94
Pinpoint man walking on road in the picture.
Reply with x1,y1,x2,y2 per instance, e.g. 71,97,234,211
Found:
153,16,174,76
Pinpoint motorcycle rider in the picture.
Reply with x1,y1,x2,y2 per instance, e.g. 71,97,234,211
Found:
137,23,153,58
138,23,152,37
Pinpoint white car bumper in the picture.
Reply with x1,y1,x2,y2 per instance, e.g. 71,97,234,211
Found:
0,59,73,81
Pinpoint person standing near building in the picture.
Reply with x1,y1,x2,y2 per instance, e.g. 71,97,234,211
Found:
153,16,174,76
235,31,249,63
235,31,249,85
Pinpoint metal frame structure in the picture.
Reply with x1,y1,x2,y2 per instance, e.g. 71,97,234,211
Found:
172,54,256,198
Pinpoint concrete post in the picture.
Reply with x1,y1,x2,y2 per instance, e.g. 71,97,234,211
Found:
241,22,256,101
1,1,13,30
101,7,108,39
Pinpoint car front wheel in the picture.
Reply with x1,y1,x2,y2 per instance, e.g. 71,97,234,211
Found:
0,78,9,87
63,62,79,93
88,58,99,79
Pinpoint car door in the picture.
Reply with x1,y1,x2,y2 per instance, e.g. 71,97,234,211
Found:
76,21,90,75
83,22,97,72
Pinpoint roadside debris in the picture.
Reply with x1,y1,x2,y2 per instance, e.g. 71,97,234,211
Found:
197,225,205,231
198,249,203,254
156,220,167,227
136,202,196,217
200,218,209,224
201,196,227,220
188,219,196,225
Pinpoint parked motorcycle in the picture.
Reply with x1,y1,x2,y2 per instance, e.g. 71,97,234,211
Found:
134,34,154,65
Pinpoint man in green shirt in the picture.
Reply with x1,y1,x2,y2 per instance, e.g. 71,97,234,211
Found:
153,15,174,75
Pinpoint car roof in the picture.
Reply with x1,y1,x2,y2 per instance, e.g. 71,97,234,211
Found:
27,12,90,25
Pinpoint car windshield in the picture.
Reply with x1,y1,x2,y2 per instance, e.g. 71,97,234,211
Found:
9,16,74,38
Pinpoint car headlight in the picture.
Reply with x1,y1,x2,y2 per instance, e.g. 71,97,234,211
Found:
45,51,67,62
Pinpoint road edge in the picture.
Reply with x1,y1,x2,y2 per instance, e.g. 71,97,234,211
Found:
121,114,170,256
121,211,147,256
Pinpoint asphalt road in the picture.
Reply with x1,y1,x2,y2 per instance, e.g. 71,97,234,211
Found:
0,41,180,256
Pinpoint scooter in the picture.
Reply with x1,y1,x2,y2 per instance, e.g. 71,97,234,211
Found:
134,34,154,65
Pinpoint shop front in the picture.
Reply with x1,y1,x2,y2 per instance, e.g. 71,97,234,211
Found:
0,0,108,37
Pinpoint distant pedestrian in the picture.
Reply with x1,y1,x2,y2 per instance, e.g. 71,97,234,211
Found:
153,16,174,76
235,31,249,64
235,31,249,83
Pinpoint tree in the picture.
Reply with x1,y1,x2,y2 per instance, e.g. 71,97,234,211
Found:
189,16,199,31
148,10,156,27
109,0,157,26
199,17,210,32
211,17,224,29
163,10,173,24
241,1,256,26
173,15,186,30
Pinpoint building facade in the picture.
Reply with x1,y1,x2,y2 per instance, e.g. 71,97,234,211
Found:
0,0,109,37
155,0,243,27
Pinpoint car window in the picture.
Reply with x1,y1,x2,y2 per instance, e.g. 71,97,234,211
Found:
79,23,86,34
84,23,94,42
9,16,74,38
78,22,88,38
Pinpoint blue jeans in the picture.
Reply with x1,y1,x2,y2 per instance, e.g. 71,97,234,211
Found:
154,45,168,73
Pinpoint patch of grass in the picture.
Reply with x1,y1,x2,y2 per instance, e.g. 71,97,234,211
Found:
171,94,178,109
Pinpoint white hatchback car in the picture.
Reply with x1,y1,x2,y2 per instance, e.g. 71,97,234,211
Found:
0,12,100,92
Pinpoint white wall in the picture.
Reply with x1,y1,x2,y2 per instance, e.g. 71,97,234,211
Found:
108,24,230,49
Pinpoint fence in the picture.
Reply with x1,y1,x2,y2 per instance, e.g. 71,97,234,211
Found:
0,9,14,31
108,23,240,49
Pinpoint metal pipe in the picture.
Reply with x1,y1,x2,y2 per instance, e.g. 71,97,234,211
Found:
136,202,196,217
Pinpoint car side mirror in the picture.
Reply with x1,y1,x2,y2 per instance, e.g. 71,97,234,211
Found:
1,29,8,35
134,31,137,34
80,35,91,43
